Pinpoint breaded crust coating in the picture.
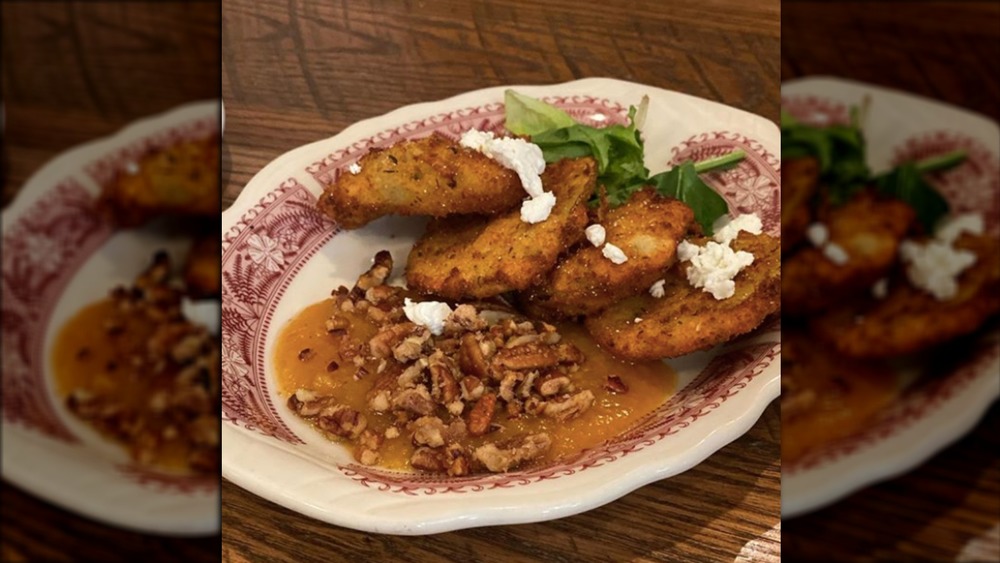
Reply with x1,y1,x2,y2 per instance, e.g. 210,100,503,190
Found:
521,189,694,318
405,158,596,300
781,157,819,254
317,133,526,229
811,233,1000,358
782,191,914,316
584,232,780,360
99,136,220,227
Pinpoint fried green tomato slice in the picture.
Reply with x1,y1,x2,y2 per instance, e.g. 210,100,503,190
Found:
781,157,819,254
811,233,1000,359
584,231,780,360
520,189,694,318
782,191,915,317
405,157,597,300
316,133,526,229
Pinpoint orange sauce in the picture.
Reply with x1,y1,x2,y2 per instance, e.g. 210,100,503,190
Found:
273,299,676,471
51,299,191,472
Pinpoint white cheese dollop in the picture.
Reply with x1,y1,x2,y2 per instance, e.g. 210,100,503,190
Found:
649,279,666,299
181,298,220,335
602,243,628,264
823,242,849,266
402,298,453,336
347,162,362,175
585,224,607,247
682,241,755,300
713,214,763,245
806,222,829,247
520,191,556,224
935,213,984,244
900,239,977,301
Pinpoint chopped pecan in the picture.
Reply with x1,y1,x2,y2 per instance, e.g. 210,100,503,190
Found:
492,343,559,371
555,343,584,364
474,433,552,473
519,371,540,399
364,284,401,306
369,322,421,359
460,375,485,401
298,348,315,361
410,446,447,472
443,304,486,334
410,444,469,476
542,390,594,422
497,371,522,403
410,416,447,448
535,373,573,397
392,330,431,363
391,385,435,417
428,356,460,404
325,314,350,334
354,429,384,465
505,334,539,348
355,250,393,291
605,375,628,394
458,333,488,378
396,358,428,388
467,392,497,436
317,404,367,439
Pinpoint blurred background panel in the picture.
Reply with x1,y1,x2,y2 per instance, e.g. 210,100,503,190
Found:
782,2,999,562
1,2,220,561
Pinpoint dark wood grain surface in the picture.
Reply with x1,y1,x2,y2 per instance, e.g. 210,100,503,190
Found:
1,2,220,561
782,2,1000,562
220,1,780,561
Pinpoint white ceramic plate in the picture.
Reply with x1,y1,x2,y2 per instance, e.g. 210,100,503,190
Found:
0,101,221,535
781,76,1000,518
221,77,780,535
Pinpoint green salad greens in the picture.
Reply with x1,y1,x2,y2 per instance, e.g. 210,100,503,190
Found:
504,90,744,235
780,105,964,232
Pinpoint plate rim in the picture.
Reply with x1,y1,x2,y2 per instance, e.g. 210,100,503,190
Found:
220,77,781,534
780,75,1000,518
1,99,222,536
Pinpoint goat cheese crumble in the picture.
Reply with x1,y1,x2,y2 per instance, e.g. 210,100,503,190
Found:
806,222,829,247
898,212,984,301
402,298,453,336
182,298,220,335
713,214,763,245
602,243,628,264
649,279,666,299
676,213,762,300
460,129,554,223
347,162,362,175
585,224,607,247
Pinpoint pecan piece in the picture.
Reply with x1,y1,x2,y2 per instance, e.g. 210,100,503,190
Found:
369,322,421,359
492,343,559,371
474,433,552,473
542,390,595,422
410,416,447,448
429,358,460,404
391,385,435,417
460,375,485,402
458,333,488,378
467,392,497,436
317,404,367,439
605,375,629,394
355,250,393,291
535,373,573,397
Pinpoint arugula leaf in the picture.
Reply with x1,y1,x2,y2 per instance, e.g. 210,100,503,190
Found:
529,101,650,206
874,162,951,233
504,90,577,136
780,111,870,204
649,161,729,235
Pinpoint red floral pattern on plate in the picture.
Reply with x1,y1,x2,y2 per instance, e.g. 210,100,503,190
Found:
669,132,782,234
117,463,218,494
221,179,335,444
891,132,1000,233
781,95,850,126
221,96,780,493
1,180,109,441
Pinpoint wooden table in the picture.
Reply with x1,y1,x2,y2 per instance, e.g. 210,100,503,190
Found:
782,2,1000,561
0,3,220,561
221,1,780,561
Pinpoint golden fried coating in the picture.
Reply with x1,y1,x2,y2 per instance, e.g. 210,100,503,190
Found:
781,330,900,464
584,232,780,360
521,189,694,318
317,133,527,229
811,233,1000,359
405,158,596,300
184,234,221,298
99,136,220,227
781,157,819,254
782,191,915,316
